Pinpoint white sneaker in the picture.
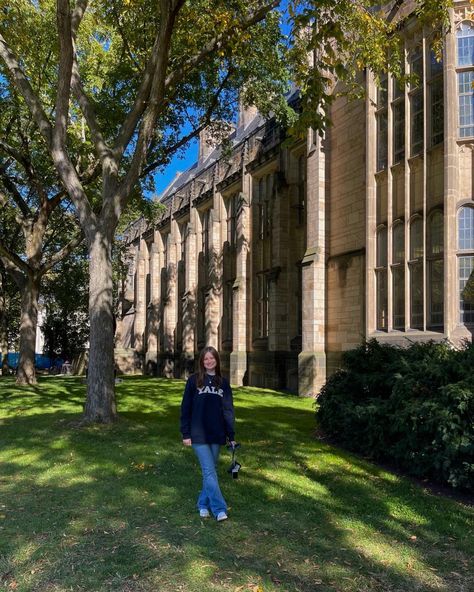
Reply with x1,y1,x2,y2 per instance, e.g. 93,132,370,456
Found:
216,512,228,522
199,509,210,518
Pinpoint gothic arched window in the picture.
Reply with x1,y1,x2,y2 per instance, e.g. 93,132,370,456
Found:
457,22,474,138
427,210,444,328
429,47,443,146
391,221,405,329
376,72,388,171
410,47,424,155
409,216,423,328
458,205,474,323
376,226,388,330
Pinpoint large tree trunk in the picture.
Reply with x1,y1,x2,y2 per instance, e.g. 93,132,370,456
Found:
0,273,8,376
83,228,117,423
16,274,39,385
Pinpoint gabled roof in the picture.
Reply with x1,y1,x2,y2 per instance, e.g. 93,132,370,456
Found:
157,85,300,203
157,111,266,202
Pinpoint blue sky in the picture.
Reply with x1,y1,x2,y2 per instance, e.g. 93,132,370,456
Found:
154,138,198,197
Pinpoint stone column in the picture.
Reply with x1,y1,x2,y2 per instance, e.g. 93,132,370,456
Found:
207,193,224,348
298,132,326,396
133,242,148,353
366,70,377,335
386,66,394,332
115,243,136,349
146,231,163,371
268,167,290,351
444,8,459,339
182,213,198,374
163,221,179,377
230,150,251,385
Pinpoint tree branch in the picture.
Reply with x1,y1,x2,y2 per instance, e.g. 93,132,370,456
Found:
0,34,98,233
40,229,84,275
71,0,89,38
111,1,141,71
0,172,32,219
1,132,69,218
165,1,280,91
141,67,234,178
71,60,112,162
112,31,166,161
113,0,277,163
46,189,67,215
0,240,30,276
79,158,101,185
53,0,74,152
1,134,50,205
71,1,113,175
111,1,182,220
112,0,187,161
0,33,53,147
0,140,30,176
0,256,25,290
113,0,278,205
142,122,206,179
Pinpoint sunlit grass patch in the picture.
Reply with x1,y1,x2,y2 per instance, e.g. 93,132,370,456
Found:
0,375,472,592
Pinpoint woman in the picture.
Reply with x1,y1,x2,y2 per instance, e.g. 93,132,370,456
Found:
180,346,235,521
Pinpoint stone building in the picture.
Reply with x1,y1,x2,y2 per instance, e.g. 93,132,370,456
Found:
116,1,474,395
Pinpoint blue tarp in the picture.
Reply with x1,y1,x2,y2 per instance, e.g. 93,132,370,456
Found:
0,352,19,368
0,353,56,369
36,355,53,370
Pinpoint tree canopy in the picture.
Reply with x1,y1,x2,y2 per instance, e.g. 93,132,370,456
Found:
0,47,85,384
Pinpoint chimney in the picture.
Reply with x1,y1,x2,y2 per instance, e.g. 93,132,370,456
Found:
198,127,218,163
238,98,258,131
198,122,235,163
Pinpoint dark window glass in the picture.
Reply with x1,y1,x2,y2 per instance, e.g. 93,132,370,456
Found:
410,262,423,329
392,223,405,264
392,266,405,329
411,90,424,155
376,270,388,331
377,111,388,170
429,259,444,327
393,102,405,163
431,76,444,146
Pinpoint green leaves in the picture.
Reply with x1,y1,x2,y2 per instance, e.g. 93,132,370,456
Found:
284,0,450,137
317,340,474,492
0,0,452,190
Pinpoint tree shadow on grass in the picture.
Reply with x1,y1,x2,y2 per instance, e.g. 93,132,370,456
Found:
0,378,473,592
0,376,86,410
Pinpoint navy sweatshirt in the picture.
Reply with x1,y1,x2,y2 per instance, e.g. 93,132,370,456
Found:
180,373,235,444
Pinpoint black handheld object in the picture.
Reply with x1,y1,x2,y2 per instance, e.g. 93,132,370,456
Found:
227,442,241,479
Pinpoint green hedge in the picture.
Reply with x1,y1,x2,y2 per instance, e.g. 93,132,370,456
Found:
316,340,474,491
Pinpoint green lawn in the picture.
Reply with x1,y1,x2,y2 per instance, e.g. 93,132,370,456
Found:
0,376,472,592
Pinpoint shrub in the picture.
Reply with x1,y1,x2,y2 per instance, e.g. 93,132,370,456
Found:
316,339,474,491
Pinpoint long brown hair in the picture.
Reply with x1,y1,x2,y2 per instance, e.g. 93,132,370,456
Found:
196,346,222,388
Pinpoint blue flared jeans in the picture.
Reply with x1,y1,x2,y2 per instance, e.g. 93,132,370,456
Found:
192,443,227,516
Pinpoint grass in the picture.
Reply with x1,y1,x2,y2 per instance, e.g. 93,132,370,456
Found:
0,376,473,592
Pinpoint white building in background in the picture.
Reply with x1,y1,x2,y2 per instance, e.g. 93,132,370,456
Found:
35,301,45,354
